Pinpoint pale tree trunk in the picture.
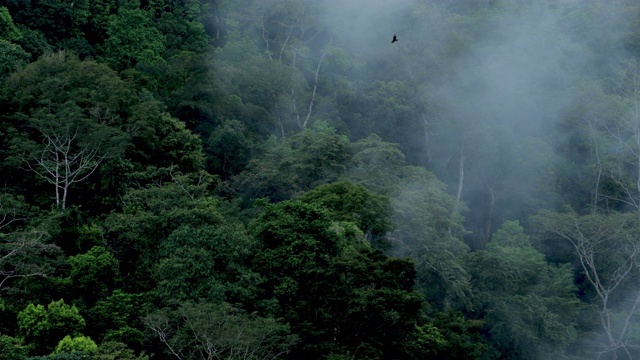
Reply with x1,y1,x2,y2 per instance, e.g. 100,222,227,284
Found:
598,67,640,211
447,141,465,238
484,181,495,240
586,114,603,213
25,126,106,210
423,114,432,163
456,142,464,203
257,0,328,133
572,70,640,359
299,45,328,130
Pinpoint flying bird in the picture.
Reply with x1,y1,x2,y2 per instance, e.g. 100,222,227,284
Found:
391,34,398,43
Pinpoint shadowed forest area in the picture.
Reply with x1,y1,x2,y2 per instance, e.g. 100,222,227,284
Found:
1,0,640,359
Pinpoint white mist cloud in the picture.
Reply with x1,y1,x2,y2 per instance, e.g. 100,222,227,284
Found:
317,0,417,56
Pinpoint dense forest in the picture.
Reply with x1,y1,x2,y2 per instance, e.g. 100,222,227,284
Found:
1,0,640,359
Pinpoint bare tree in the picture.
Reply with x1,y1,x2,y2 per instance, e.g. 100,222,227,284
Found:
0,229,62,291
534,210,640,359
0,194,60,291
5,52,130,210
581,61,640,211
17,108,125,210
146,302,295,360
27,126,105,209
546,65,640,359
0,194,28,232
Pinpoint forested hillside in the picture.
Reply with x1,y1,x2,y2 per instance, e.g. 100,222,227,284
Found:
1,0,640,359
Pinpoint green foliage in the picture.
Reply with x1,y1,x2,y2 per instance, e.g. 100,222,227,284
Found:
251,199,424,358
13,27,51,60
228,136,299,203
214,36,304,133
15,0,74,43
83,0,119,45
28,353,90,360
252,200,341,297
17,300,86,355
67,246,119,304
4,51,133,116
346,134,406,195
17,303,47,341
102,9,166,71
91,341,148,360
9,99,126,209
105,171,220,291
88,290,142,331
0,7,27,79
0,229,63,292
404,323,447,359
4,51,132,210
0,334,28,360
86,290,145,351
3,1,640,359
127,99,206,173
153,223,260,305
0,7,22,42
152,11,210,56
389,166,472,309
346,80,423,157
0,40,29,80
101,328,144,354
466,221,581,359
287,122,352,186
52,335,97,355
231,123,351,203
430,311,496,360
206,119,256,180
314,249,424,359
533,210,640,358
299,181,394,248
326,354,354,360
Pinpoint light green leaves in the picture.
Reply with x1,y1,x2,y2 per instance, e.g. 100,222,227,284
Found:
18,299,86,355
52,335,97,355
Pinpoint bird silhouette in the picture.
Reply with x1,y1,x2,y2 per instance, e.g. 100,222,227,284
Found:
391,34,398,43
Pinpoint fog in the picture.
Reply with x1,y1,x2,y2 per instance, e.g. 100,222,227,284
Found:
311,0,638,247
312,1,640,358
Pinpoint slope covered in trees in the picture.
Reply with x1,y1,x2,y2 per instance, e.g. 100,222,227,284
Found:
1,0,640,359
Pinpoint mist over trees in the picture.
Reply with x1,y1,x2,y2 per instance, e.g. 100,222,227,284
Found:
0,0,640,359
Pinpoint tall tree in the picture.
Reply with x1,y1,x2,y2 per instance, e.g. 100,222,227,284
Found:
390,166,472,310
15,106,125,210
466,221,581,359
533,210,640,359
4,51,131,209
